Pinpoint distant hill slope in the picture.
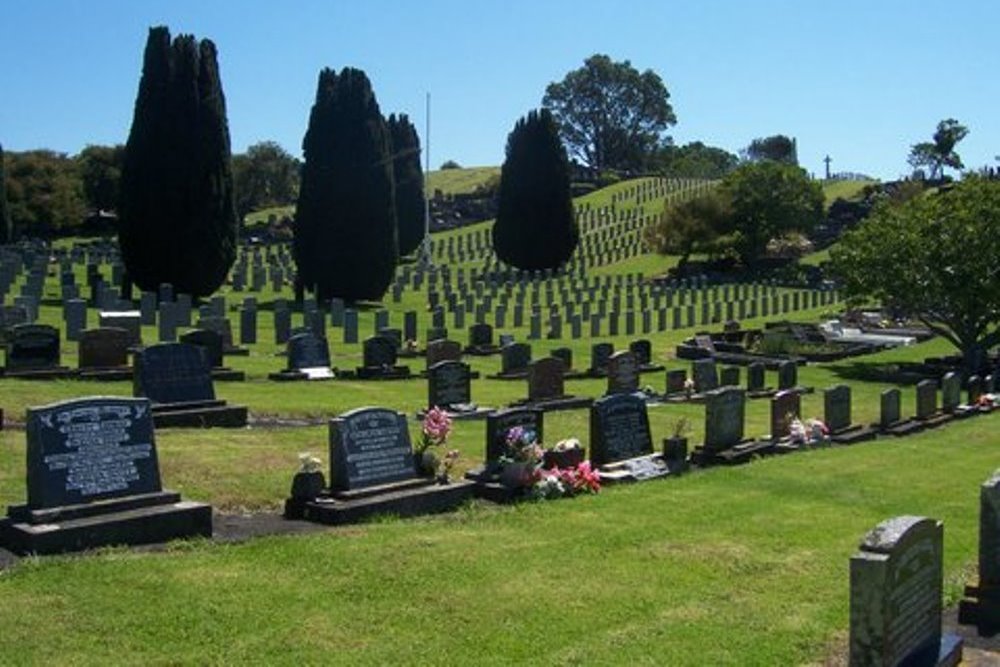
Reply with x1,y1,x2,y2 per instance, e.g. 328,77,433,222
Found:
426,166,500,196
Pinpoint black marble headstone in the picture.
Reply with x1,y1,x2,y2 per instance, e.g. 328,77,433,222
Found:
134,343,215,404
6,323,60,370
287,332,331,370
363,335,398,368
484,408,543,463
329,407,415,492
428,360,472,408
589,393,653,467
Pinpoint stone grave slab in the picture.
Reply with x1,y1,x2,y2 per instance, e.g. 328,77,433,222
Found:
270,332,334,381
589,393,667,483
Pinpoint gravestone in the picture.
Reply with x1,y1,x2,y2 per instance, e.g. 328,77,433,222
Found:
269,332,334,381
343,310,359,344
692,358,718,394
527,357,566,401
777,360,798,390
770,390,801,440
550,347,573,372
483,408,544,465
329,408,415,491
179,329,224,369
499,342,532,376
702,387,746,453
274,306,291,344
65,299,87,341
665,369,687,395
589,342,613,375
880,388,902,428
589,393,654,468
466,323,497,353
134,343,215,405
427,360,473,409
628,339,655,368
959,470,1000,634
426,339,462,368
849,516,961,666
605,351,639,395
78,327,130,370
719,366,740,387
915,380,938,420
747,362,767,393
940,372,961,414
99,311,142,347
0,396,212,555
824,385,852,433
5,324,65,375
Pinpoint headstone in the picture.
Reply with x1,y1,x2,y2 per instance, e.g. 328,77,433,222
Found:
343,310,359,344
362,335,398,369
78,327,130,369
916,380,937,420
747,362,766,392
99,311,142,347
134,343,215,404
329,407,414,491
468,323,494,349
426,339,462,368
500,342,531,375
485,408,543,464
427,360,472,409
824,385,852,433
589,393,652,467
65,298,88,342
628,339,652,366
777,360,797,390
239,308,257,345
274,306,291,345
940,372,961,413
550,347,572,371
849,516,960,666
703,387,746,452
719,366,740,387
770,390,801,440
527,357,566,401
665,369,687,395
692,358,718,393
5,324,61,371
590,342,614,374
179,329,225,369
880,388,901,428
605,351,639,395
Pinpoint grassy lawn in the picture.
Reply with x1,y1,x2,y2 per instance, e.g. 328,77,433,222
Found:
822,179,873,208
426,166,500,196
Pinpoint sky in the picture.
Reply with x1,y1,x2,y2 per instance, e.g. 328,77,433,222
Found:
2,0,998,180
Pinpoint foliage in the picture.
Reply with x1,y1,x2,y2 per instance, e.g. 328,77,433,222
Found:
387,113,425,257
742,135,798,165
297,452,322,473
831,176,1000,371
542,54,676,173
439,159,461,170
3,149,86,236
118,26,238,297
77,144,124,212
294,67,397,302
0,143,10,243
721,161,823,266
492,109,578,270
232,141,299,220
654,141,738,179
644,190,732,269
907,118,969,180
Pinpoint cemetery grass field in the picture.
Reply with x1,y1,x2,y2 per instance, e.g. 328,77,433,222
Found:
1,173,990,664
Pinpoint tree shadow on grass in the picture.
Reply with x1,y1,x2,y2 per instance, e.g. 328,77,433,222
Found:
825,360,934,386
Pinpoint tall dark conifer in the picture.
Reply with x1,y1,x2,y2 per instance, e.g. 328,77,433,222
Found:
492,108,578,270
294,67,397,302
0,143,10,244
387,114,425,257
119,26,237,297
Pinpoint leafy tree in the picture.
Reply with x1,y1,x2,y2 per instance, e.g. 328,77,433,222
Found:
542,54,676,173
742,135,798,165
440,160,461,170
294,67,397,302
830,177,1000,371
77,144,124,212
232,140,299,219
721,161,823,266
644,191,732,269
492,109,578,270
119,26,237,297
0,143,10,243
907,118,969,180
654,141,739,179
4,149,86,236
387,114,425,257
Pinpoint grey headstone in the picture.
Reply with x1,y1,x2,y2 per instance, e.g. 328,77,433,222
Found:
880,388,901,428
824,385,852,433
589,393,652,467
703,387,746,452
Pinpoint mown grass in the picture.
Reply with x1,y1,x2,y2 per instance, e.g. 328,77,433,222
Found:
426,166,500,196
822,179,873,208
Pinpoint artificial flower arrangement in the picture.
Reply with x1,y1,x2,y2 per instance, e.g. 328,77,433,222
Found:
418,406,459,482
787,414,830,445
976,393,999,409
683,377,696,398
290,451,326,500
499,428,600,499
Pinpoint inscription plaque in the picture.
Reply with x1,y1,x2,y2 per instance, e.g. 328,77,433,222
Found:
329,407,415,492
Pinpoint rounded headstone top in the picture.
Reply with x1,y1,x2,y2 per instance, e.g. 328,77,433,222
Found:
860,515,938,554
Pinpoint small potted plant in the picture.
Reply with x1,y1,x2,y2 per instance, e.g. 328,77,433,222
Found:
663,417,691,469
543,437,585,469
498,426,544,489
438,449,460,484
417,406,453,477
290,452,325,500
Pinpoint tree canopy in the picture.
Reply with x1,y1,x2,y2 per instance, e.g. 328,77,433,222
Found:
653,141,739,179
721,161,822,266
907,118,968,180
542,54,675,174
492,108,578,271
232,140,299,220
294,67,397,302
644,191,731,269
77,144,124,212
742,135,798,165
830,176,1000,371
3,149,86,237
387,113,425,257
118,26,238,297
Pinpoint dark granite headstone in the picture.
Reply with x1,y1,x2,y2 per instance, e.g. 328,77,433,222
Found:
26,397,161,508
747,362,766,392
550,347,572,370
719,366,740,387
606,351,639,395
666,369,687,395
501,342,532,374
99,311,142,347
916,380,937,420
6,324,60,370
770,390,801,440
363,335,398,368
287,332,331,371
179,329,224,369
589,393,652,467
329,407,415,492
78,327,130,369
468,323,494,348
849,516,960,666
426,339,462,368
589,342,613,373
824,384,852,433
777,360,797,390
880,388,902,428
692,358,718,393
960,471,1000,633
967,375,983,406
527,357,566,401
628,339,652,366
703,387,746,452
134,343,215,404
428,360,472,409
484,408,543,464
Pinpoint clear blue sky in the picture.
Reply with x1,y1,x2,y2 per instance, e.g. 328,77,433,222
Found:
2,0,998,180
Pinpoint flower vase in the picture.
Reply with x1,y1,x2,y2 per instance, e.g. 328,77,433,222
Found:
416,450,438,478
290,470,325,500
500,462,535,489
543,448,584,470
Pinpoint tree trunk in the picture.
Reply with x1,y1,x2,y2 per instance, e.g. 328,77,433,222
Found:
962,342,988,374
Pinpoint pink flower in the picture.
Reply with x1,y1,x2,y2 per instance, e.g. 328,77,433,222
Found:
422,406,452,446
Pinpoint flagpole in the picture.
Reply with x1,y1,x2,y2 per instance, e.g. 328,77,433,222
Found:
423,92,431,266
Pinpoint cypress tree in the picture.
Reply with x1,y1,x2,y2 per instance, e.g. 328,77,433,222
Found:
492,109,578,270
0,143,10,244
294,67,397,302
119,26,237,297
387,114,425,257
